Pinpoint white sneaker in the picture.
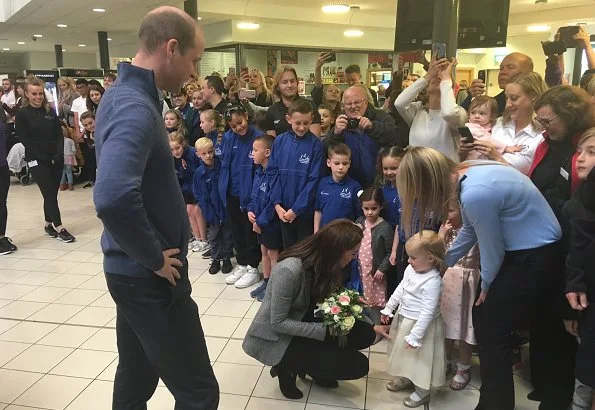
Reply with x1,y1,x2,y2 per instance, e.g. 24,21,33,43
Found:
192,240,210,253
188,240,195,250
225,265,247,285
234,266,261,289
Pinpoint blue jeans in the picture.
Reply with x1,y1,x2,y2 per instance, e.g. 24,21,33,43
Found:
61,164,73,185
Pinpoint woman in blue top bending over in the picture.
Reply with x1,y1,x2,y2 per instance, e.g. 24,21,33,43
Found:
396,147,562,410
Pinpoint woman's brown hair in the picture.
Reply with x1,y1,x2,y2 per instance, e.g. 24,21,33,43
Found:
272,66,298,99
201,109,225,145
534,85,595,138
86,83,105,113
278,219,363,302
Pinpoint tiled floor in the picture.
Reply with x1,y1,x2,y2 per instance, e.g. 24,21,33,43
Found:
0,181,539,409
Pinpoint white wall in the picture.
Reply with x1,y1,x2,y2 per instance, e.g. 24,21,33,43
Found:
0,52,26,74
24,51,99,70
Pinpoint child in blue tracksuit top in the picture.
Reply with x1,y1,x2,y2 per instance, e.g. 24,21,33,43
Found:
199,109,224,160
168,131,208,253
218,104,264,289
314,142,362,232
247,134,282,301
193,137,233,275
268,99,323,249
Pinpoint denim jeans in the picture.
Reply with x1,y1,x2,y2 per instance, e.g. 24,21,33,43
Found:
61,164,73,185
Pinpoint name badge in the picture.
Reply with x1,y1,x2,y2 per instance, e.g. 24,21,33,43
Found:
27,160,38,168
560,167,569,180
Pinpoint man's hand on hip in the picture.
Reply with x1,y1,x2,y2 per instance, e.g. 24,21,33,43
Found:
155,248,183,286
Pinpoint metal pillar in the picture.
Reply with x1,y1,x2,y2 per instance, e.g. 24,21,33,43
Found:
184,0,198,19
54,45,63,68
432,0,460,59
98,31,110,70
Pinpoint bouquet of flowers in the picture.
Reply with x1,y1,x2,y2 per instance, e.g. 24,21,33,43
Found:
320,288,366,347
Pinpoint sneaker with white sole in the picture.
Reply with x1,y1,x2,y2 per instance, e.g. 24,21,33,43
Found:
225,265,247,285
192,240,210,253
234,266,261,289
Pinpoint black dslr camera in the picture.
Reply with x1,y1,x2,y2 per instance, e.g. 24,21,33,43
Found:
347,118,360,129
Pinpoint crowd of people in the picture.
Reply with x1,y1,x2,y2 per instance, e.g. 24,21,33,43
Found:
2,6,595,409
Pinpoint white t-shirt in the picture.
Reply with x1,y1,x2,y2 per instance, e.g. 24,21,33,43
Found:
394,78,468,162
381,265,442,347
71,96,88,131
490,118,543,175
1,90,16,107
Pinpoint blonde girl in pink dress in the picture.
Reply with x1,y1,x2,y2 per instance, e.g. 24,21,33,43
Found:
438,199,480,391
356,187,394,325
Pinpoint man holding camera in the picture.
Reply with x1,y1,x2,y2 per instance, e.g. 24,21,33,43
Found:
326,85,399,187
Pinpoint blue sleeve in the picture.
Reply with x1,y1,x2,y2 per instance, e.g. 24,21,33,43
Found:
453,184,504,292
192,170,203,203
256,193,277,228
93,102,164,272
267,138,282,206
292,138,323,216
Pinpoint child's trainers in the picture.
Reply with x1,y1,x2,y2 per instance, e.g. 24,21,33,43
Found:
225,265,247,285
192,240,210,253
208,260,221,275
235,266,261,289
221,259,233,274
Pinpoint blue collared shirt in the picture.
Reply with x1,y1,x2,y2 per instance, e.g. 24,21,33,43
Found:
315,175,362,227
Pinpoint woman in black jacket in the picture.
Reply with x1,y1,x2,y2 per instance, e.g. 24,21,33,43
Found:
15,77,75,242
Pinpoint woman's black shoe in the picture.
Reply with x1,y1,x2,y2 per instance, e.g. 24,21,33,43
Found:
270,366,303,399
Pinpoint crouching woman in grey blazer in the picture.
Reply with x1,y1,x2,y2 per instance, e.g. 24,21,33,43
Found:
243,219,390,399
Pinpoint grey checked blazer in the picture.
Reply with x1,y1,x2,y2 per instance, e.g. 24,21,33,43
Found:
242,257,327,366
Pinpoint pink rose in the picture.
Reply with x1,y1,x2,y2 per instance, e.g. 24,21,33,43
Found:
338,295,350,306
330,305,341,315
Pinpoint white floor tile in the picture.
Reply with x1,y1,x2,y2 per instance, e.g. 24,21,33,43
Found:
200,315,242,338
89,292,115,308
6,258,48,271
18,286,71,303
204,337,229,362
50,348,117,379
0,341,31,367
0,318,20,334
213,362,263,395
57,251,99,263
0,270,28,283
246,396,307,410
307,377,367,409
205,298,254,318
0,321,58,343
218,393,250,410
80,328,117,352
4,344,73,373
13,374,91,410
11,271,60,286
231,318,253,340
191,296,215,312
245,302,261,319
0,369,43,403
45,273,95,288
54,288,106,305
190,283,226,298
76,274,108,290
37,325,99,348
0,300,47,320
32,260,80,274
65,379,112,410
65,306,116,326
217,339,263,366
252,366,311,402
27,303,85,323
0,283,37,300
96,357,118,381
67,262,103,276
218,283,258,301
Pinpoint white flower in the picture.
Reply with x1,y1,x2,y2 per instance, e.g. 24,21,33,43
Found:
320,302,330,313
334,314,340,322
343,315,356,330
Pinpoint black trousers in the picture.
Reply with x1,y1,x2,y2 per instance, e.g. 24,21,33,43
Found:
226,195,261,268
280,213,314,249
207,222,233,261
80,144,96,182
473,242,563,410
0,165,9,236
106,262,219,410
29,162,63,227
279,319,375,381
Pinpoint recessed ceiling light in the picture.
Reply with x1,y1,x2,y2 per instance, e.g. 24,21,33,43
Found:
57,24,68,28
93,8,106,13
527,24,550,32
62,49,66,51
78,44,86,47
17,41,25,45
344,29,364,37
33,34,43,38
2,48,10,51
107,38,112,41
322,3,350,13
237,22,260,30
197,16,202,21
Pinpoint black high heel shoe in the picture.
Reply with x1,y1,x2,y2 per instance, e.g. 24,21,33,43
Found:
270,366,303,399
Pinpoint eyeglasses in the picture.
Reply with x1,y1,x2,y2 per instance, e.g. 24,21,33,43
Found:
535,115,558,127
343,100,366,108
